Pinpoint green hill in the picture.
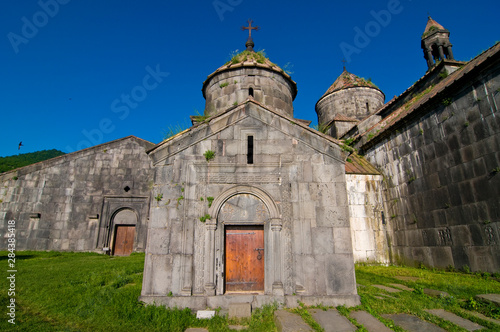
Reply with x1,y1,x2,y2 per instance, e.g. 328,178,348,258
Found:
0,149,65,173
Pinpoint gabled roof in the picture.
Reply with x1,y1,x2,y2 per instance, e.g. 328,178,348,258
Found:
359,41,500,149
0,136,154,178
148,98,345,165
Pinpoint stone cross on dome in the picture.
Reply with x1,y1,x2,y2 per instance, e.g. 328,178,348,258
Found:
241,19,260,51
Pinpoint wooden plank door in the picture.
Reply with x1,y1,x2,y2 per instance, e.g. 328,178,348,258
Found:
225,225,264,292
113,225,135,256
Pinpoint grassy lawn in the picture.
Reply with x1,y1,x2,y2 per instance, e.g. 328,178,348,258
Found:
1,251,499,331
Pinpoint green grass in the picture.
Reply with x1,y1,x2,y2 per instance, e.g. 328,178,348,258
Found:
0,251,276,331
352,264,500,331
2,252,500,331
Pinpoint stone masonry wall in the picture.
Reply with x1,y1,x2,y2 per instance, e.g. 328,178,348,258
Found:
346,174,390,264
142,103,358,302
364,64,500,272
204,67,295,117
0,136,153,252
316,87,384,125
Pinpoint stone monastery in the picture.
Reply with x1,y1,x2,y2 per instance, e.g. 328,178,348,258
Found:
1,17,499,309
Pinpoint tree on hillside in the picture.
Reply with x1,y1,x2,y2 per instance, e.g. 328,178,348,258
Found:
0,149,65,173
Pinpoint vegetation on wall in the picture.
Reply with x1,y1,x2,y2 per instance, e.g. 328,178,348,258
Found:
0,149,65,173
203,150,215,162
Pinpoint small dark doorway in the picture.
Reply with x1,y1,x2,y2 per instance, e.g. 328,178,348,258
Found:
113,225,135,256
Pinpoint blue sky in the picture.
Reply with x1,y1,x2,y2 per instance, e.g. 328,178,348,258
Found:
1,0,498,157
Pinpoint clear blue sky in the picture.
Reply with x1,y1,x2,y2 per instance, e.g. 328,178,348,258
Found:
1,0,498,157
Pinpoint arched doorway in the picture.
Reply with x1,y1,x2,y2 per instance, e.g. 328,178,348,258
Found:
203,185,283,296
219,194,269,293
111,208,137,256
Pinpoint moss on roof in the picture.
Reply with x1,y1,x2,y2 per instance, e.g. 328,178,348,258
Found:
320,69,380,99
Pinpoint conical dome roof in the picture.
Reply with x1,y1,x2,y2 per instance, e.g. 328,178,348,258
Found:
320,69,380,100
202,50,296,99
422,16,448,38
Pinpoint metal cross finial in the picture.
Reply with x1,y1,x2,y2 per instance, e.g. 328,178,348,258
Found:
241,19,260,38
341,58,347,71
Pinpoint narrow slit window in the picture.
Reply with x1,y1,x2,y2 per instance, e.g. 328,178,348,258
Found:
247,135,254,164
249,87,254,97
366,102,370,114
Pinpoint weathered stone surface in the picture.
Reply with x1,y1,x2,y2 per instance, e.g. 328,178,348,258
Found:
425,309,484,331
0,136,154,253
388,283,414,292
459,309,500,326
142,101,358,307
274,310,313,332
350,311,391,332
196,310,216,319
372,285,402,293
360,46,500,272
423,289,450,298
185,329,208,332
476,293,500,306
309,309,356,332
228,303,251,319
382,313,446,332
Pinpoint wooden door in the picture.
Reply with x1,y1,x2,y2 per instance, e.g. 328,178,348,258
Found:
113,225,135,256
225,225,264,292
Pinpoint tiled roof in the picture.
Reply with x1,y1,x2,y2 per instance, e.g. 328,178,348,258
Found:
345,153,380,175
320,69,380,100
333,114,359,122
422,16,447,37
203,50,297,98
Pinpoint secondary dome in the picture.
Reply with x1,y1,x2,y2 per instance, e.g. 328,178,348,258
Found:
316,69,384,126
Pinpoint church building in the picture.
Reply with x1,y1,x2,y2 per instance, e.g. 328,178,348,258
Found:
0,17,499,309
139,26,360,308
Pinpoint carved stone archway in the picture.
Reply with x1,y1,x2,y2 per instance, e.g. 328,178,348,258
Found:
203,185,283,296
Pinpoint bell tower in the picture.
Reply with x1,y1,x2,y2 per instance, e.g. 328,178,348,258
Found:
421,16,455,69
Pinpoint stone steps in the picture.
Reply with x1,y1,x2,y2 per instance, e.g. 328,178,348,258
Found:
185,291,500,331
186,306,495,331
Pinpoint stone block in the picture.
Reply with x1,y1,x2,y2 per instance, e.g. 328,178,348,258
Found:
334,228,353,254
424,288,450,298
425,309,484,331
196,310,216,319
228,303,251,318
312,228,334,255
274,310,313,332
350,311,391,332
382,313,445,332
309,309,356,332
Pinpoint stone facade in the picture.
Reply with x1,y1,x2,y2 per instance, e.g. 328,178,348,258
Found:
316,87,385,126
346,174,390,264
0,136,153,253
140,101,360,309
354,43,500,272
202,53,296,118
